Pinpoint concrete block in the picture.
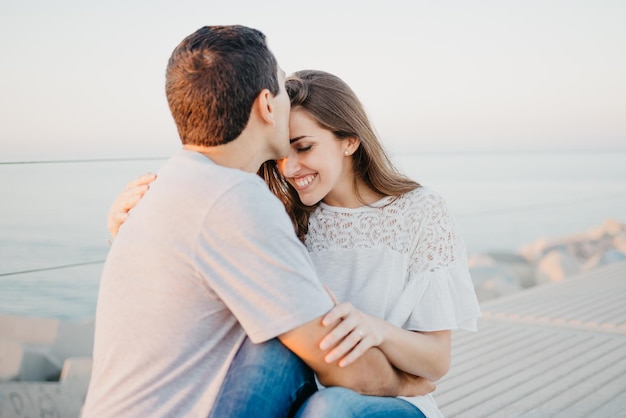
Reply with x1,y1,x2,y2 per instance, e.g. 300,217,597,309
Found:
19,347,60,382
51,321,94,362
0,339,60,382
0,315,59,345
60,357,92,390
0,315,94,383
0,340,23,382
0,381,84,418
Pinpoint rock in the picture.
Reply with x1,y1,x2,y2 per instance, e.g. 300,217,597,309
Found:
519,219,626,265
468,252,534,301
488,252,535,288
597,218,625,237
613,231,626,254
519,237,552,262
583,248,626,271
469,262,522,302
534,249,582,284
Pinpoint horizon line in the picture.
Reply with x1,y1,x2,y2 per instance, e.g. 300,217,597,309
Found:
1,148,626,165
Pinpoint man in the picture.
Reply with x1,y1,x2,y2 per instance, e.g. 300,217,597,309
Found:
83,25,427,417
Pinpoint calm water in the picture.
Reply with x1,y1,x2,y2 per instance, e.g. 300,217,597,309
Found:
1,151,625,320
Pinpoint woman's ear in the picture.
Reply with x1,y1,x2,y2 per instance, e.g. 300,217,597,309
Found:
345,137,361,155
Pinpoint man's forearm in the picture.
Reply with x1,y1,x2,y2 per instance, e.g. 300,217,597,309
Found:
316,346,432,397
279,316,434,397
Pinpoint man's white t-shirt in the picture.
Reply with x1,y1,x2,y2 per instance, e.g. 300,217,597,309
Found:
83,150,333,417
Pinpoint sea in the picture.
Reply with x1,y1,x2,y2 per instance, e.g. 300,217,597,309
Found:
1,151,625,321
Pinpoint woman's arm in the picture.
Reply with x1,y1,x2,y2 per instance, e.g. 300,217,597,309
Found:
378,325,450,382
319,303,451,382
279,315,436,396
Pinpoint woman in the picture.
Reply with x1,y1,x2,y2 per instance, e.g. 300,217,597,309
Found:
108,70,480,417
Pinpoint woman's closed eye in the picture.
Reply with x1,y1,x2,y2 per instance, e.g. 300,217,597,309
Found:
296,145,313,153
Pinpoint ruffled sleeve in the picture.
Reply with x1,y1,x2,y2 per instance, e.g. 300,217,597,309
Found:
386,189,481,331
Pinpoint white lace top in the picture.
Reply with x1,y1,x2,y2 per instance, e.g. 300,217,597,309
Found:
306,186,481,417
307,186,480,331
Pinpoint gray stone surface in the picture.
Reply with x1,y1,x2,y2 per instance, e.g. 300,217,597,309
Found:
0,381,85,418
436,261,626,417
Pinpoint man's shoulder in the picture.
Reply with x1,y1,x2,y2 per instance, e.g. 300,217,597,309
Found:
165,150,267,194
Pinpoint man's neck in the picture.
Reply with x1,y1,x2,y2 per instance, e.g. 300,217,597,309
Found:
183,142,264,173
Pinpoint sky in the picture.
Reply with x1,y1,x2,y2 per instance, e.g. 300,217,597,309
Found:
1,0,624,162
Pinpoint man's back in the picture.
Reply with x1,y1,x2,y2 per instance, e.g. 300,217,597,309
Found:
83,150,332,417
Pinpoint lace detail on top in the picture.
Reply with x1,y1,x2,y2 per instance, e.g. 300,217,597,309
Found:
306,187,462,274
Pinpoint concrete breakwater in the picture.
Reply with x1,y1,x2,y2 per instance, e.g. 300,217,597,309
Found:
469,218,626,302
0,315,93,417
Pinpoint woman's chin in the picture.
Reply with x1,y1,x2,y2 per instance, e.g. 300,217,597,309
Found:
298,193,322,207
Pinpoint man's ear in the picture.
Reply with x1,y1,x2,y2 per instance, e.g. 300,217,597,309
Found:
252,89,275,125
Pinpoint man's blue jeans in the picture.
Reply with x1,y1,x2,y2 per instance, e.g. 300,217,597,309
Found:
210,337,426,417
210,337,317,418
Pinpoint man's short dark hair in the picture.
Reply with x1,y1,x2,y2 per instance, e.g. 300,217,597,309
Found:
165,25,280,146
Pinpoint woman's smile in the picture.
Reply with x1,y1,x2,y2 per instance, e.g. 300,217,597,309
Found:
292,173,318,190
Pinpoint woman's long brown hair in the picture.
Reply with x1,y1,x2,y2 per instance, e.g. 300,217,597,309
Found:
258,70,419,242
